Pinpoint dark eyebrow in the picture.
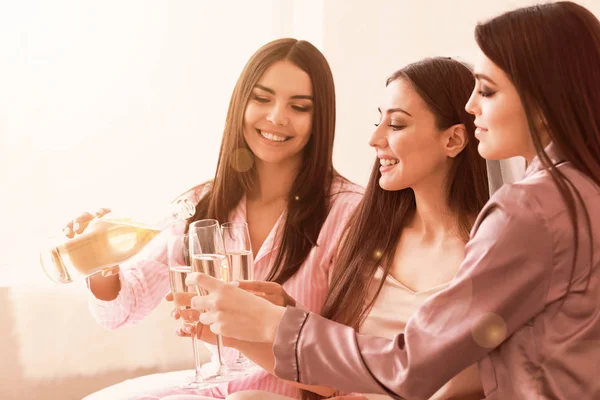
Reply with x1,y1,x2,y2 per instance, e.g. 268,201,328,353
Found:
474,73,497,86
377,107,412,117
254,84,313,101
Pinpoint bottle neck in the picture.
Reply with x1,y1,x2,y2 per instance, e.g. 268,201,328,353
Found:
156,198,196,229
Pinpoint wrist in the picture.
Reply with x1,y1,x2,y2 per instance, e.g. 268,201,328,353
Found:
288,296,296,307
265,304,286,343
88,272,121,301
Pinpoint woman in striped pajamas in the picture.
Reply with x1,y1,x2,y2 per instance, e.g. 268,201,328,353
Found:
67,38,363,400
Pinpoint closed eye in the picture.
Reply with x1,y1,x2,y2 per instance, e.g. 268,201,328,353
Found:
389,125,405,131
478,91,495,98
374,123,405,131
292,105,312,112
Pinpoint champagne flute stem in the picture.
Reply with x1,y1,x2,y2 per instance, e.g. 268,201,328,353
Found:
191,323,204,382
216,333,225,367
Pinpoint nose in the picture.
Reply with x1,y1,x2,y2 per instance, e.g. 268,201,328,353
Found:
266,103,289,126
368,123,388,148
465,88,480,116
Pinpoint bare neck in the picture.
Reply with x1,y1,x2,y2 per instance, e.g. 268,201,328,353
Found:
249,157,301,204
406,173,459,244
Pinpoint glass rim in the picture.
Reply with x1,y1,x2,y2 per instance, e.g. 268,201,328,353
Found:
189,219,220,230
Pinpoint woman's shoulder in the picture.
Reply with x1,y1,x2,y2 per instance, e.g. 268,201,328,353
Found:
329,175,365,200
489,162,599,221
326,175,364,217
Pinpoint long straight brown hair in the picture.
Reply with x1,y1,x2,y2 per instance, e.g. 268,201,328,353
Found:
475,1,600,292
314,59,489,395
187,38,343,284
302,58,488,400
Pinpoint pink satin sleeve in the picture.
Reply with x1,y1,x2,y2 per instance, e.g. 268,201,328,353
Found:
273,184,554,399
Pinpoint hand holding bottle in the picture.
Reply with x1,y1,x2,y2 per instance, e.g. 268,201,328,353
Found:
62,207,112,238
62,208,120,277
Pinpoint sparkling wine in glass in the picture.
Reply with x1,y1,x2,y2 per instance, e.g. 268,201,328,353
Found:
170,266,201,325
222,222,255,370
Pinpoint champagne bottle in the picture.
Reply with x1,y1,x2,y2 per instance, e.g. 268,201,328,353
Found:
40,199,196,284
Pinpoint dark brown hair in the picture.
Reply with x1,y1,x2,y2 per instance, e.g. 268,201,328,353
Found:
317,57,489,381
474,1,600,291
187,38,342,284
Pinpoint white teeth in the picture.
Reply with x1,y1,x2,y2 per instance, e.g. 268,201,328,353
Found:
259,130,288,142
379,159,399,167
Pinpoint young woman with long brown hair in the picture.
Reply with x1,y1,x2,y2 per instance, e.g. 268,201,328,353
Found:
187,2,600,399
311,57,489,400
69,38,363,399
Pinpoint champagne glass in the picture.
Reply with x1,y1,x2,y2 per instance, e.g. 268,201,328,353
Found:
221,222,256,370
167,233,216,390
188,219,240,382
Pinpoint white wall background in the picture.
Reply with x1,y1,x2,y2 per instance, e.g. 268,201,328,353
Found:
0,0,298,285
323,0,600,184
1,0,599,285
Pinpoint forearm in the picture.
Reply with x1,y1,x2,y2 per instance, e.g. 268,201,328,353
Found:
88,259,170,329
273,308,397,397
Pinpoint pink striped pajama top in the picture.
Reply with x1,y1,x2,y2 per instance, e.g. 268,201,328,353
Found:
87,176,364,399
